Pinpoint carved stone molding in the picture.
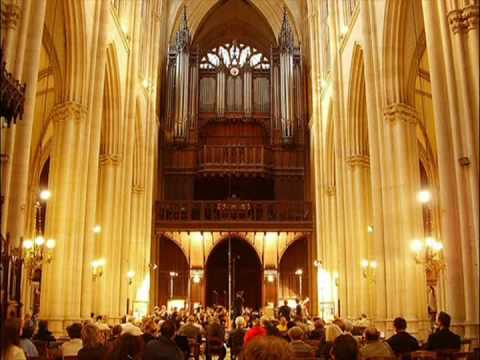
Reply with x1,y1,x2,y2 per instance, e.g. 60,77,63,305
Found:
99,153,122,166
1,3,21,30
448,5,479,33
384,103,417,125
132,185,145,194
346,154,370,168
49,101,87,123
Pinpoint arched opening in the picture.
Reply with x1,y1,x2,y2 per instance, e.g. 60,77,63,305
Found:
279,237,308,301
157,236,189,307
205,236,262,309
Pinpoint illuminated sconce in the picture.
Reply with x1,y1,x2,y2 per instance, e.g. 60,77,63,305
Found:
410,237,444,285
190,269,204,284
91,258,106,280
313,260,322,268
340,25,348,36
93,225,102,234
264,269,277,283
367,225,374,233
127,270,135,285
39,189,51,200
361,259,377,282
417,190,432,204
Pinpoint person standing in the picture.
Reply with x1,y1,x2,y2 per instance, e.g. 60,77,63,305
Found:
278,300,291,321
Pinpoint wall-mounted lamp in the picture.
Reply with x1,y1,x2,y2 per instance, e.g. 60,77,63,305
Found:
93,225,102,234
417,190,432,204
127,270,135,285
190,269,204,284
264,269,277,283
410,237,444,285
361,259,377,282
92,258,106,280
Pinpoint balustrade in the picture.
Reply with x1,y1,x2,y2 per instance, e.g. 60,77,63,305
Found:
198,145,271,173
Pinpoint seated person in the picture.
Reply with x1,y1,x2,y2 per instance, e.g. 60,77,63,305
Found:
425,312,461,351
144,320,184,360
19,323,39,357
205,318,226,360
332,334,359,360
228,316,248,359
309,318,326,341
142,319,158,345
33,320,56,342
386,317,419,357
61,323,83,357
276,317,288,334
360,327,395,359
287,326,314,358
78,323,107,360
242,335,293,360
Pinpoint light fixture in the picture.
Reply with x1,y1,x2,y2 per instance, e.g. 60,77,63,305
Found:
39,189,51,201
190,269,203,284
367,225,374,233
340,25,348,36
264,269,277,283
91,258,106,279
314,260,322,268
361,259,377,282
127,270,135,285
142,79,150,89
320,79,327,89
93,225,102,234
295,269,303,275
411,237,445,285
23,196,55,279
417,190,432,204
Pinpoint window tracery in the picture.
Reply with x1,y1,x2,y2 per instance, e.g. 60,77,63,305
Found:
200,42,270,70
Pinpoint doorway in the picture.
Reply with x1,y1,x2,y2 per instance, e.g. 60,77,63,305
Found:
205,236,262,310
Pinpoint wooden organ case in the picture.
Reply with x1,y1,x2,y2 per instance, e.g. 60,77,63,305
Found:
161,9,308,203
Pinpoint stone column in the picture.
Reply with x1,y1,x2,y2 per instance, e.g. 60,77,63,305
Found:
1,0,31,236
422,0,468,332
6,0,47,247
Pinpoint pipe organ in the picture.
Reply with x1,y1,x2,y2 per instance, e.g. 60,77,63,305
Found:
161,8,307,201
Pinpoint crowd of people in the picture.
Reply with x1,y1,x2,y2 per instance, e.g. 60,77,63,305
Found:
1,301,466,360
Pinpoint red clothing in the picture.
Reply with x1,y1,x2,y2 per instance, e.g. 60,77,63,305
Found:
244,326,267,344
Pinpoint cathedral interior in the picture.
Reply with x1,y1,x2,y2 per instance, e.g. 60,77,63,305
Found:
0,0,479,348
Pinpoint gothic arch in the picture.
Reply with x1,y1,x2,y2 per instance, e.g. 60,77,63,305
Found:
100,45,122,159
205,233,262,265
169,0,300,47
347,44,369,157
383,0,422,106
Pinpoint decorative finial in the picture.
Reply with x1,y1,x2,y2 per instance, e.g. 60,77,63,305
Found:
175,5,191,51
278,5,294,53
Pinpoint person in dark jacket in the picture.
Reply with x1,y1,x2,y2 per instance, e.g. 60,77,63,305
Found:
33,320,56,342
387,317,419,357
425,312,461,351
228,316,248,359
144,320,184,360
278,300,291,321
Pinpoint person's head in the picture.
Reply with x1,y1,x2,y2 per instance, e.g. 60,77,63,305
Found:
314,318,325,330
279,316,287,325
437,312,451,329
113,334,143,359
96,315,103,322
21,324,35,339
333,318,345,331
235,316,246,329
1,318,21,353
66,323,83,339
81,323,100,348
187,315,195,324
295,298,300,304
111,325,122,338
252,318,261,327
331,334,358,360
38,320,49,331
143,319,157,335
364,327,380,342
283,300,288,306
344,320,353,333
160,320,176,340
241,335,293,360
393,317,407,333
287,326,304,341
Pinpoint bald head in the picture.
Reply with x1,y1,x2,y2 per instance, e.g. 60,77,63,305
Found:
364,327,380,342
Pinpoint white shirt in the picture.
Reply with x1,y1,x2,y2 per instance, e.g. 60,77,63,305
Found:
61,338,83,357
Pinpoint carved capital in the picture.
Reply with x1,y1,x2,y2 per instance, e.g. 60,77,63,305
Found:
50,101,87,123
1,3,21,30
384,103,417,125
346,154,370,167
464,4,479,31
448,5,479,33
99,153,122,166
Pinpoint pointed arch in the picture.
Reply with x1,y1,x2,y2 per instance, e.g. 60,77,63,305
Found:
100,44,122,158
347,44,369,157
63,0,87,102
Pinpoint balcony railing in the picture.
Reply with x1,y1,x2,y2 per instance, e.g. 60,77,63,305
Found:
155,200,312,230
198,145,271,174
